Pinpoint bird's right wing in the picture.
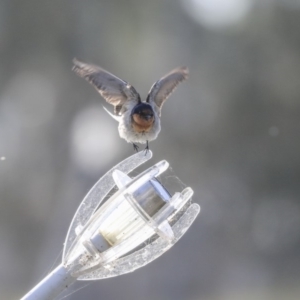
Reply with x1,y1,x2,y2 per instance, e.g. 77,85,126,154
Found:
72,58,140,114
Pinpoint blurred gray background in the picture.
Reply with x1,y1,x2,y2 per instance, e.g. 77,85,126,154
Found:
1,0,300,299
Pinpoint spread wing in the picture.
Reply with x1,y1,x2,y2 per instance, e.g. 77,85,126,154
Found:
72,58,140,114
147,66,189,112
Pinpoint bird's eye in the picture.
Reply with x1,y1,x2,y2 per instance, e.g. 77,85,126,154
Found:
141,110,153,117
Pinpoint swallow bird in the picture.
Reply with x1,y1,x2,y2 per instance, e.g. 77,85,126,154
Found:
72,58,189,152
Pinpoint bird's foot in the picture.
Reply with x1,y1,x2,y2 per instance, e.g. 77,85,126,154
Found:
143,141,149,156
132,143,139,152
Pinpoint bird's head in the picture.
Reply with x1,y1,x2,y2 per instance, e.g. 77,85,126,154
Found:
131,103,154,126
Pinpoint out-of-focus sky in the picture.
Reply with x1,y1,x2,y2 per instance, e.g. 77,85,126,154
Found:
1,0,300,299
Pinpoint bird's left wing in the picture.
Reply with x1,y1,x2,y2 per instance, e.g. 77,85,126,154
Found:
147,66,189,113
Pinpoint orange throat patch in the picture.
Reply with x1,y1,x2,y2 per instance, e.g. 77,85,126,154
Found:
132,114,154,133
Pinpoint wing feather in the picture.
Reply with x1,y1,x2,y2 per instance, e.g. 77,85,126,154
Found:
147,66,189,111
72,58,140,113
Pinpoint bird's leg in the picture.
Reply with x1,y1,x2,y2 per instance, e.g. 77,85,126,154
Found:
132,143,139,152
144,141,149,155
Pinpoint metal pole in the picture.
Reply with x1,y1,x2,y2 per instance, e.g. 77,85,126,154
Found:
21,264,76,300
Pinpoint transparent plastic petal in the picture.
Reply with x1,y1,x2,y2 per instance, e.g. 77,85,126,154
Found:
63,151,152,262
76,203,200,280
